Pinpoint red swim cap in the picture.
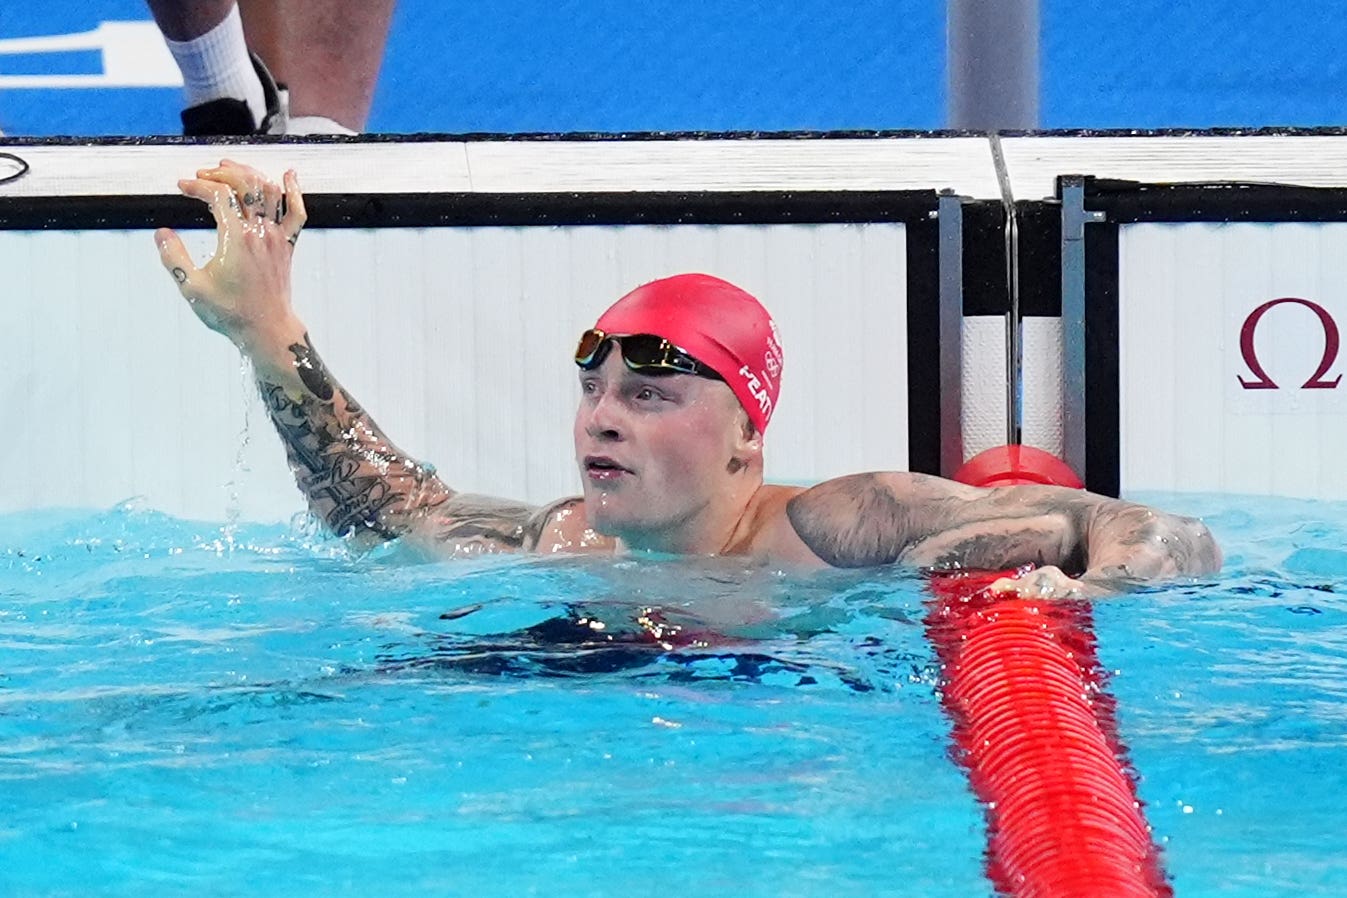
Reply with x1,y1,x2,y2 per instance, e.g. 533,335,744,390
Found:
594,273,784,434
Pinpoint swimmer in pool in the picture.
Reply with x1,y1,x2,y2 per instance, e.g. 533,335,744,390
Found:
154,160,1221,599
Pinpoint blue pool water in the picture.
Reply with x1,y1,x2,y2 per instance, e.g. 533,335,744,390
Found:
2,493,1345,897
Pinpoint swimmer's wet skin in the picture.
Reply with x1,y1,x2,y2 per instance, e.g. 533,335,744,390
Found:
155,160,1221,598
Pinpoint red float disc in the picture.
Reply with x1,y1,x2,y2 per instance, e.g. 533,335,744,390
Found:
953,444,1085,489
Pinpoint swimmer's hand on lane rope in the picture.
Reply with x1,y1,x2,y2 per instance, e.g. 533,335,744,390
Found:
988,564,1107,600
154,159,307,352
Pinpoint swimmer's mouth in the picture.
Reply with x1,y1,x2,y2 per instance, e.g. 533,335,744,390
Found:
584,455,633,477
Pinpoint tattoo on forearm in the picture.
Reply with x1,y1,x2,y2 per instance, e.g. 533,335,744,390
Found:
258,333,447,542
258,333,548,555
924,527,1084,573
338,385,363,416
290,334,334,401
789,474,1093,572
788,471,1219,577
1086,503,1222,577
261,380,417,540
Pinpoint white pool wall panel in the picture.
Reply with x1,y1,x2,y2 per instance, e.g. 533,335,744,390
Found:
3,221,913,522
961,316,1009,458
1021,317,1065,458
1118,222,1347,499
15,132,1347,517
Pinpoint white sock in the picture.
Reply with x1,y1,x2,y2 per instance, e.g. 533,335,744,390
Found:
286,115,358,136
163,5,266,129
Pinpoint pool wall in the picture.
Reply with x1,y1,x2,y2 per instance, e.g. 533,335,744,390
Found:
3,132,1347,521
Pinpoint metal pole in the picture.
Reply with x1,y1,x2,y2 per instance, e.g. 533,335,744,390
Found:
988,134,1021,447
947,0,1040,131
1059,176,1105,483
937,191,965,477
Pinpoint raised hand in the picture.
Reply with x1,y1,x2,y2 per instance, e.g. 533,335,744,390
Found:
155,159,307,353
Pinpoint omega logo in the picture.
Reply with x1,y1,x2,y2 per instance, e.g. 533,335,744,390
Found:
1238,297,1342,390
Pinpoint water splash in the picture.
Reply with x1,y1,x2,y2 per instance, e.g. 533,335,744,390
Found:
220,355,258,553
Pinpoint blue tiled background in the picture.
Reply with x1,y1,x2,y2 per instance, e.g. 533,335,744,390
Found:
1,1,1344,136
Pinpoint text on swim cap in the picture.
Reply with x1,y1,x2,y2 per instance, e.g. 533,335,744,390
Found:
763,330,783,388
739,365,774,419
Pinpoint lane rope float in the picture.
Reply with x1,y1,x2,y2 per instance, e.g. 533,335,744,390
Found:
926,445,1170,897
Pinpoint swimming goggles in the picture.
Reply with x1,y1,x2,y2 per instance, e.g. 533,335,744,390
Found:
574,330,722,380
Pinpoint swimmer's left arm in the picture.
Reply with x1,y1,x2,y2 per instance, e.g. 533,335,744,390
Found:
983,500,1222,598
783,472,1220,595
1060,496,1223,589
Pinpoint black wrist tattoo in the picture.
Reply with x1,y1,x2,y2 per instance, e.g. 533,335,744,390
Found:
290,333,334,401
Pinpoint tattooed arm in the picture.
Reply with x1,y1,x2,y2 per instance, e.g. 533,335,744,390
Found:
784,472,1220,594
253,332,561,553
153,160,576,555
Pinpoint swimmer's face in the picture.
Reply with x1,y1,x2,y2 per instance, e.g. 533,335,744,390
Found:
574,349,757,550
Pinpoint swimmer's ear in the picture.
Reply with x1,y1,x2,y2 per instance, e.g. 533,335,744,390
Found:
734,411,762,452
727,421,762,475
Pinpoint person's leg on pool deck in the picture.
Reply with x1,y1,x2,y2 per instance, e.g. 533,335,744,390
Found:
239,0,396,134
146,0,278,135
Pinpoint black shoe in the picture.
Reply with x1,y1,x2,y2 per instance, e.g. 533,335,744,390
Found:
180,51,287,137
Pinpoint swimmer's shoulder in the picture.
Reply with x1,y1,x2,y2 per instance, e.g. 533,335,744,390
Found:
738,483,828,567
526,496,616,555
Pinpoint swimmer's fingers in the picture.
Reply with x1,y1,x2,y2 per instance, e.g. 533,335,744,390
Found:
177,176,245,258
281,170,307,245
987,565,1090,600
197,158,276,222
196,161,302,243
251,176,283,226
987,575,1025,596
153,226,198,295
262,178,284,225
154,226,229,334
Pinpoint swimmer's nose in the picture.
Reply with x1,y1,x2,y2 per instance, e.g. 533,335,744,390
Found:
582,390,626,441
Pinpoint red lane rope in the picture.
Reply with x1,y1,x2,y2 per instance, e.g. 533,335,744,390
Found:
925,570,1171,898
